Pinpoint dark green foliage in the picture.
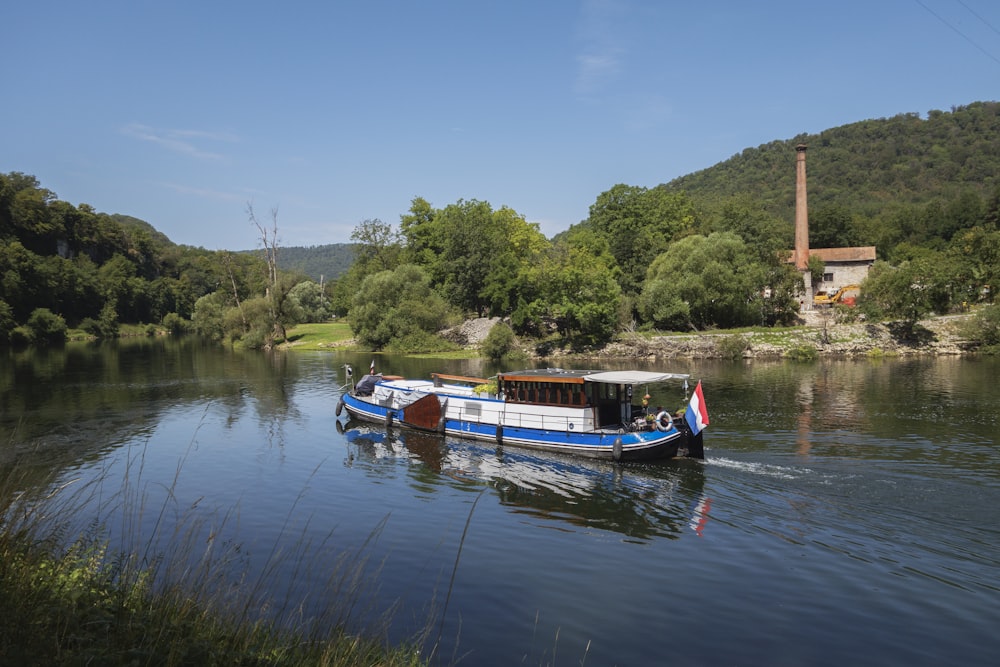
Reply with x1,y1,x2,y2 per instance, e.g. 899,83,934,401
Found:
716,335,750,360
859,258,943,326
668,103,1000,221
0,300,13,343
350,265,451,350
161,312,190,335
481,321,517,361
240,243,356,283
288,280,332,323
0,172,278,345
786,344,819,361
8,102,1000,350
192,292,228,341
583,184,697,296
639,232,793,330
962,304,1000,348
26,308,67,344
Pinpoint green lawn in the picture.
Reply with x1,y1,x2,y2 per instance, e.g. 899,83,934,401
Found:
281,321,356,350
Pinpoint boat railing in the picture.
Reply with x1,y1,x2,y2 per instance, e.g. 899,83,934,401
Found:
450,403,593,432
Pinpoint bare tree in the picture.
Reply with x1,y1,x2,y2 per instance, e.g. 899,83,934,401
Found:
219,251,247,332
247,202,284,346
248,202,280,291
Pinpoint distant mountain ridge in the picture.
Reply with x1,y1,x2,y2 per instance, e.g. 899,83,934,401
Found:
238,243,356,283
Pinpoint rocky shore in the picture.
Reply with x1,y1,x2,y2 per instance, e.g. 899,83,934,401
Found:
448,314,980,360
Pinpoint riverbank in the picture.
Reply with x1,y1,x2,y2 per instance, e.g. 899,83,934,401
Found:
283,313,983,360
442,313,980,360
594,313,979,360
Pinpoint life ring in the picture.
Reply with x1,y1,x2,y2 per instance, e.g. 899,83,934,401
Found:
654,411,671,432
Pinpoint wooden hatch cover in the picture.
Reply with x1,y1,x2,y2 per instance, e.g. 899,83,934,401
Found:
399,393,442,431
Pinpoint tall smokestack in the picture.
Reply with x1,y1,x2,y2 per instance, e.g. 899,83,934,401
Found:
795,144,809,271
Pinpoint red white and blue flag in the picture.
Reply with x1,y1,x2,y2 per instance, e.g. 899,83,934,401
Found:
684,381,709,435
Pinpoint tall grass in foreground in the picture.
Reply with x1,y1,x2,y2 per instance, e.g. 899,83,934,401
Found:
0,437,428,667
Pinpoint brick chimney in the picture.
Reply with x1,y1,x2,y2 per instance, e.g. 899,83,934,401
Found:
795,143,809,271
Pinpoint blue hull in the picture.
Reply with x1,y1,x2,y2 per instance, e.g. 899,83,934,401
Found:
338,392,688,462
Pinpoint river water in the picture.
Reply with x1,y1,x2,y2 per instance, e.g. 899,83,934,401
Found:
2,338,998,666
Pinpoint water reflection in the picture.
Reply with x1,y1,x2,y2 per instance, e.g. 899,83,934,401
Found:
340,421,710,542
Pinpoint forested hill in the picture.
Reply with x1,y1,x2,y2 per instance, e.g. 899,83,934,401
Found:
662,101,1000,221
239,244,356,283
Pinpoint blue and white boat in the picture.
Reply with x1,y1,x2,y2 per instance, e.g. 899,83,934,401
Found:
336,368,706,462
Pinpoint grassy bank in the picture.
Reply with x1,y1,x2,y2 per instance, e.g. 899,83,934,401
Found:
280,321,356,351
0,455,427,667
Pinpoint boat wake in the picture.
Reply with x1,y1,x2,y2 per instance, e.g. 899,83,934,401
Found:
705,456,810,480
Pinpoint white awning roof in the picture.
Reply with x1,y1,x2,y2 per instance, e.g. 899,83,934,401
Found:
583,371,689,385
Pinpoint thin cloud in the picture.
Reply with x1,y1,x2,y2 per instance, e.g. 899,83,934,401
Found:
122,123,237,160
573,0,627,98
575,51,623,97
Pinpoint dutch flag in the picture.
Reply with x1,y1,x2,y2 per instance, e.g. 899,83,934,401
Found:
684,381,709,436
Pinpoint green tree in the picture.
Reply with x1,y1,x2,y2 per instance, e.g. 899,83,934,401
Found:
703,193,791,261
349,264,450,350
859,258,948,327
809,205,859,249
481,320,518,361
639,232,768,330
26,308,67,344
949,227,1000,304
192,292,227,341
510,240,622,349
416,199,547,317
351,218,402,273
398,196,438,266
586,184,697,296
288,280,331,322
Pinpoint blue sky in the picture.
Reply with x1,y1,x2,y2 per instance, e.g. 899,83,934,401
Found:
3,1,999,250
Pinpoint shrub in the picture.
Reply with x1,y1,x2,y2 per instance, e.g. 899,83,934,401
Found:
79,317,102,336
716,334,749,360
10,326,33,345
962,304,1000,346
162,312,190,335
383,330,459,355
786,344,818,361
98,303,119,339
481,321,517,361
26,308,67,344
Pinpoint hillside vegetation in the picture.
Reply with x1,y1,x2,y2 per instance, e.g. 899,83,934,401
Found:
3,101,999,351
668,102,1000,217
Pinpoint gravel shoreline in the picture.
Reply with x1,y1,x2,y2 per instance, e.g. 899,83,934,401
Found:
449,314,980,360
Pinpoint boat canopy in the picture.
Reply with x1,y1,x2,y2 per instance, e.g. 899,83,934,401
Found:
582,371,689,385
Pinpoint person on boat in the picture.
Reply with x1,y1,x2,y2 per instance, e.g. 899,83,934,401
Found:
355,373,380,396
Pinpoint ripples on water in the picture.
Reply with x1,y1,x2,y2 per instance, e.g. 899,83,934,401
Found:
4,344,1000,666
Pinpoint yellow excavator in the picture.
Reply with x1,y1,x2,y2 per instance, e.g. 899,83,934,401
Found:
813,284,860,307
